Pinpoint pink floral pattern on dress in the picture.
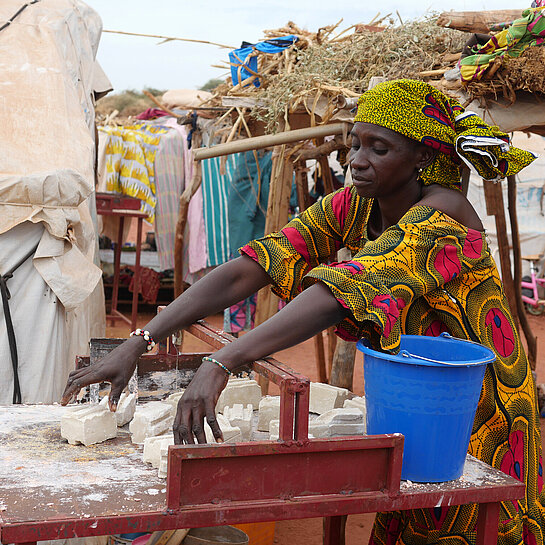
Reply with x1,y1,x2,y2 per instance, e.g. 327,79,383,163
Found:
424,320,451,337
485,308,515,357
372,294,400,338
434,244,461,282
500,430,524,482
463,229,483,259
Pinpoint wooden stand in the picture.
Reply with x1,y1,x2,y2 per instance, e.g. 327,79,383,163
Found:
96,193,147,332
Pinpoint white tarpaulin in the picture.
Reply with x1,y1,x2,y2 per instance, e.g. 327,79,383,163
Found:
0,0,109,403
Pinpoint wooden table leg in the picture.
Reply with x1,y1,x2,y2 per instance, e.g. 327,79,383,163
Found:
110,215,125,325
323,515,347,545
475,502,500,545
131,216,143,331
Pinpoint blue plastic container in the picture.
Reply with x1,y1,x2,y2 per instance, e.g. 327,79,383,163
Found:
357,333,495,483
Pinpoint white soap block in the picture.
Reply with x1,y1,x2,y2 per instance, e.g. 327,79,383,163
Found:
129,401,174,444
100,392,137,426
216,378,261,414
309,382,350,414
143,433,174,468
343,396,367,427
205,413,241,443
158,460,168,479
257,396,280,431
61,404,117,446
158,444,170,478
223,404,253,440
309,408,365,438
269,419,280,440
269,420,314,441
165,390,185,417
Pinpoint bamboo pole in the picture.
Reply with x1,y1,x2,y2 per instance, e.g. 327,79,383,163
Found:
193,123,350,161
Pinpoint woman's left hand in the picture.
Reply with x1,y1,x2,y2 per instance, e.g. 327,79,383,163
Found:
173,363,229,444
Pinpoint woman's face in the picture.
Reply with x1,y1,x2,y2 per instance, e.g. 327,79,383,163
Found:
348,122,426,200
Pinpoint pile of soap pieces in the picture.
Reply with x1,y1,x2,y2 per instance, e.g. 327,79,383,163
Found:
61,392,137,446
269,382,367,440
60,378,366,480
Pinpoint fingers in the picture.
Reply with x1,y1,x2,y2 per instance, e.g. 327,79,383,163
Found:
173,398,221,445
205,401,223,443
191,408,207,444
108,382,126,411
60,368,98,405
173,399,194,445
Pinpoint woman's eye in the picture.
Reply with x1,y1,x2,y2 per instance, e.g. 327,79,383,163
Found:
373,148,387,155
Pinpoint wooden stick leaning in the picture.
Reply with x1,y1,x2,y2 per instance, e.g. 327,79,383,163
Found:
193,123,350,161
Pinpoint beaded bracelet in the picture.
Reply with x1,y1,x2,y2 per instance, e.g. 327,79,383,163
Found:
130,328,156,351
202,356,232,376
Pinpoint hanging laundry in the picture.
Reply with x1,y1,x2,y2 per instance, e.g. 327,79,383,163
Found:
201,154,239,267
152,121,187,271
229,35,298,87
99,123,167,223
135,108,170,120
223,150,273,333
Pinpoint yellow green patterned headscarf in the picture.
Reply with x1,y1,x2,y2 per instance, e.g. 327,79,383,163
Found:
354,79,536,190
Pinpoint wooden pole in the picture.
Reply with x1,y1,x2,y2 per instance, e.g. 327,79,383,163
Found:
174,134,203,298
254,146,294,394
482,179,520,331
507,176,537,369
193,123,350,161
436,10,522,33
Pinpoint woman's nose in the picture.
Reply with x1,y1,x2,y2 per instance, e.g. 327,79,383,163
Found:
349,148,370,170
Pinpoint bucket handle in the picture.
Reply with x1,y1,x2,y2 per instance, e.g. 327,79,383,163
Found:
400,333,495,366
399,350,470,366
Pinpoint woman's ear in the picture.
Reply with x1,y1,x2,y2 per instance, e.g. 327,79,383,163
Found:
416,144,437,170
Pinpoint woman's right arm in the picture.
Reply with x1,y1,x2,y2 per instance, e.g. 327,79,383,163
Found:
60,255,272,408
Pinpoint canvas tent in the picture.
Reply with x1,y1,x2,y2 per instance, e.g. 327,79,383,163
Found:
0,0,110,403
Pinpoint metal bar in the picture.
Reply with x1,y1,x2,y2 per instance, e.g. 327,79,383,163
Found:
166,436,403,510
278,381,295,441
386,435,404,496
294,382,310,441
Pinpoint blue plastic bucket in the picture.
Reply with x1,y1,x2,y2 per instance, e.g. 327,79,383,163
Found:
357,333,495,482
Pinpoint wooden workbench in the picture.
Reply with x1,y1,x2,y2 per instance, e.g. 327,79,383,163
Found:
0,404,524,545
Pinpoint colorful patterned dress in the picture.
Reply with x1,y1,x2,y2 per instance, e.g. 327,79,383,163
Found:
241,186,544,545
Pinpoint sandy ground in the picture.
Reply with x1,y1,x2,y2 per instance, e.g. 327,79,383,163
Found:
108,309,545,545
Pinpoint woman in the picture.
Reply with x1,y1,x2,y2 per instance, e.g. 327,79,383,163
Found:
62,80,544,545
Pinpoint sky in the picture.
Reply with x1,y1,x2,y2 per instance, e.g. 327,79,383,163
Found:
84,0,531,94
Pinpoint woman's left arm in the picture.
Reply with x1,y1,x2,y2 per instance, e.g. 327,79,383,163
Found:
174,282,347,444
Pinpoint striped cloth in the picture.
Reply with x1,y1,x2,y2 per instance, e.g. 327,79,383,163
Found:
201,154,239,267
153,122,187,271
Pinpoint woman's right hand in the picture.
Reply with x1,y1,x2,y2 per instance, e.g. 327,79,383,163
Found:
60,339,143,410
